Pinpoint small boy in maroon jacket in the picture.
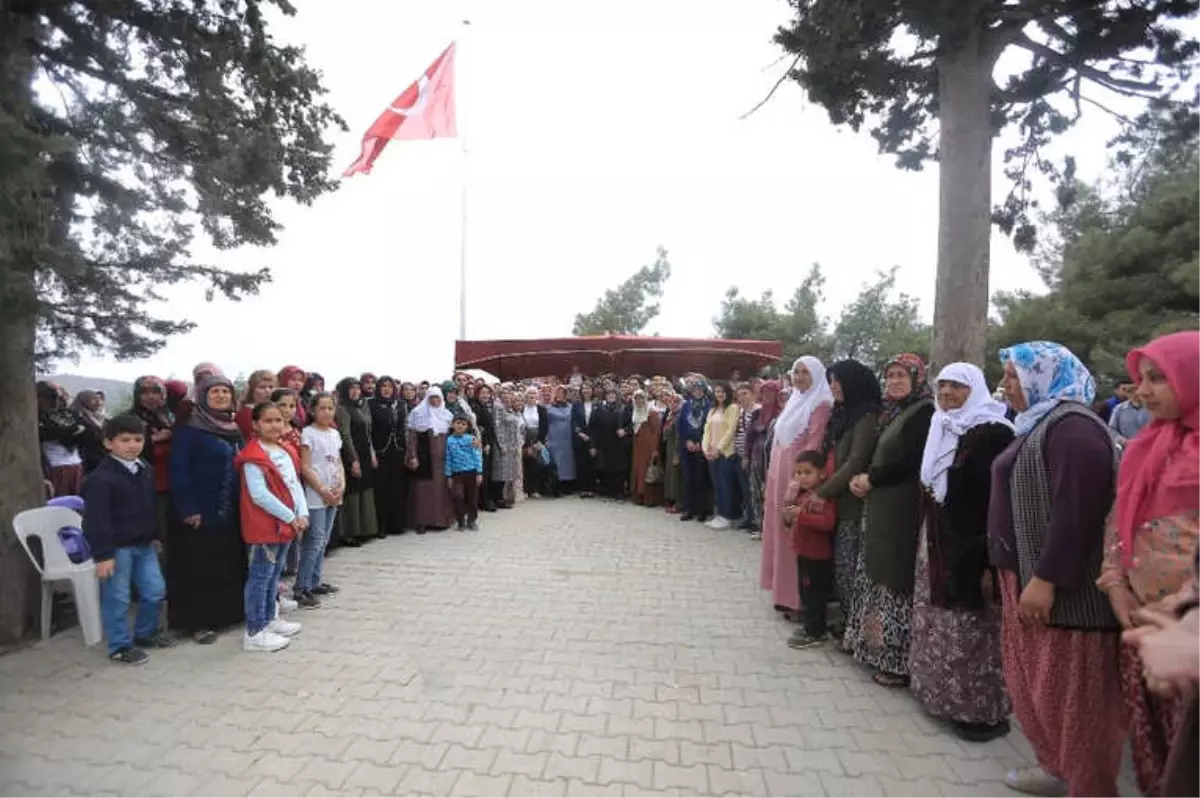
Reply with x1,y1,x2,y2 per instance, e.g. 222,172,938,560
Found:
783,450,837,649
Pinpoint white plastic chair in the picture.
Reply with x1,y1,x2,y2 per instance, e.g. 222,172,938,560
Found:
12,506,103,647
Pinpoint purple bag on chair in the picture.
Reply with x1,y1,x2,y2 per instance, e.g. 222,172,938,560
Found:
48,496,91,564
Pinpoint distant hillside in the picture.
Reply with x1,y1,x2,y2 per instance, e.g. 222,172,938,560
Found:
42,374,135,407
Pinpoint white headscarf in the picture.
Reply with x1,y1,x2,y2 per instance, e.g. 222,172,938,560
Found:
773,356,834,448
919,363,1014,503
631,390,650,433
407,386,453,435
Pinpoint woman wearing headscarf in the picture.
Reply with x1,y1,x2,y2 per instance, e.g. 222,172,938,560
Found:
909,363,1015,742
129,376,176,545
277,366,308,427
69,389,108,473
165,380,189,417
1097,330,1199,796
760,359,834,616
400,381,419,411
301,372,324,411
535,385,574,496
167,375,246,644
521,386,552,498
677,379,714,521
989,341,1124,797
359,372,377,399
234,369,277,440
571,383,599,497
590,386,632,499
490,385,523,508
174,361,222,427
842,354,934,684
369,376,409,536
469,383,500,512
630,389,664,506
37,381,88,497
335,377,378,546
406,386,456,532
660,390,683,513
815,360,882,638
442,381,477,429
745,379,783,540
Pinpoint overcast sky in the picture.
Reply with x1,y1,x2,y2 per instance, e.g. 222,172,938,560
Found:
68,0,1133,384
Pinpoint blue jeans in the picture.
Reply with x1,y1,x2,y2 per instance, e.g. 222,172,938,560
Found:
245,543,287,635
99,544,166,655
733,457,754,526
708,455,740,520
296,506,336,593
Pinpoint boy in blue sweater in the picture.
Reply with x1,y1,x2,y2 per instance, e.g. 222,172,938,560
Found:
81,415,172,664
444,413,484,531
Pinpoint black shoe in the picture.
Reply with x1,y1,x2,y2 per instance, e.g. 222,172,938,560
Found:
282,568,298,578
311,583,339,595
416,526,427,535
953,719,1012,743
467,519,478,531
134,632,176,649
110,647,149,665
457,520,466,531
483,502,497,512
343,538,363,548
294,591,322,609
680,513,694,521
787,629,828,650
375,532,388,540
497,502,513,510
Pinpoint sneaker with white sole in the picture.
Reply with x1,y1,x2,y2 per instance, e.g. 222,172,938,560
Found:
708,516,732,530
244,629,290,652
267,617,302,637
278,597,298,614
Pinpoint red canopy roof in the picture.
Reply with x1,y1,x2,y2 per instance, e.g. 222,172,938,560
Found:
454,335,784,381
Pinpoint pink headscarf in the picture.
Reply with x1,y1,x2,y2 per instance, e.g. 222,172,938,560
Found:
1115,331,1200,565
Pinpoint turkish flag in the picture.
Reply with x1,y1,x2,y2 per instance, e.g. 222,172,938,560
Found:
343,43,458,177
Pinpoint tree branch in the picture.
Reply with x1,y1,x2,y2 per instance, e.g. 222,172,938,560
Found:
739,54,802,120
1013,32,1163,97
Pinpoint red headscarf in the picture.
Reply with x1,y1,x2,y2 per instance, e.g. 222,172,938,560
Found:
277,365,306,387
757,380,783,428
1116,330,1199,565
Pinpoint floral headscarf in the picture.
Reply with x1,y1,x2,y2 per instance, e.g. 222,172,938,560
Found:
131,376,173,432
880,352,930,427
999,341,1095,435
189,375,241,439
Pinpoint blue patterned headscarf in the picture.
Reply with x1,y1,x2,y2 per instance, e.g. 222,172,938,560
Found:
999,341,1096,435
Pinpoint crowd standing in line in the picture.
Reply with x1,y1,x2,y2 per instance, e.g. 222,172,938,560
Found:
35,331,1198,797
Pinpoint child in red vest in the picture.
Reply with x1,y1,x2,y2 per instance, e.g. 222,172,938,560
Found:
783,450,837,649
234,402,307,653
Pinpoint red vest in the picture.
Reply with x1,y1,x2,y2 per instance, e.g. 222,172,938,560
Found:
235,439,301,545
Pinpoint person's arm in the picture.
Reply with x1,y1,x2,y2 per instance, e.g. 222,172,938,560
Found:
538,408,549,443
744,411,760,464
867,402,934,487
243,463,296,524
81,473,116,562
702,412,715,452
818,415,879,500
444,441,454,477
168,426,200,520
335,406,359,466
717,405,738,455
299,438,324,491
1035,415,1115,589
473,441,484,473
676,409,690,456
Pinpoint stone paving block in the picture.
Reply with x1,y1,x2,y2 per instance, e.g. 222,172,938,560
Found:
567,778,625,796
597,755,654,789
509,775,569,796
490,748,549,778
249,778,315,797
480,724,532,751
652,718,704,743
343,762,402,794
543,752,601,782
560,712,607,734
783,746,845,775
629,737,681,765
607,715,654,737
398,766,463,796
190,773,263,797
577,733,630,759
707,765,769,796
242,752,309,783
891,753,959,781
524,730,580,757
652,761,709,793
441,743,498,774
452,771,513,797
430,722,487,747
295,755,358,789
822,773,885,796
388,741,449,769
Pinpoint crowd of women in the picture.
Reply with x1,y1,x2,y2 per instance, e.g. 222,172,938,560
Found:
35,330,1198,797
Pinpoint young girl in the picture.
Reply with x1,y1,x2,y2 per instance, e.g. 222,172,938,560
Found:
270,387,304,582
236,370,278,440
234,402,306,652
296,393,343,607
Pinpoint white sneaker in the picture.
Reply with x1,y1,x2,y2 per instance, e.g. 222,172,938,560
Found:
709,516,732,530
244,629,290,652
267,617,302,637
278,597,298,614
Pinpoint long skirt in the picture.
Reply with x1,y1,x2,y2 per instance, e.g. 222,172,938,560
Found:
833,516,861,613
844,509,913,676
1164,699,1198,797
748,466,766,532
341,487,378,541
1121,642,1184,796
48,464,83,497
166,518,246,633
759,440,802,611
374,454,408,535
999,571,1126,796
573,443,596,494
908,521,1010,725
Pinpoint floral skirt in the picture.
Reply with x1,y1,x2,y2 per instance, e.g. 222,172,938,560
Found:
908,520,1010,725
1121,642,1184,796
843,512,912,676
833,516,860,612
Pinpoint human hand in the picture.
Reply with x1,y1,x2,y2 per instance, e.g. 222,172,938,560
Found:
801,496,824,513
371,453,378,469
152,540,163,555
351,461,361,478
484,445,491,455
849,474,871,498
407,457,419,471
672,456,680,466
617,429,626,438
589,448,597,458
472,436,482,449
1018,576,1055,624
297,517,309,533
95,560,115,580
1106,584,1142,629
476,475,483,486
183,514,202,529
578,432,589,442
1124,609,1200,697
685,441,697,453
705,450,717,462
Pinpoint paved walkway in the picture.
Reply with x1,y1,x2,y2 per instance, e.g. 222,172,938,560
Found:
0,499,1044,796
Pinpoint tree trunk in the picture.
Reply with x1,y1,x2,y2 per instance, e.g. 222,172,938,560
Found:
0,302,45,644
932,31,994,373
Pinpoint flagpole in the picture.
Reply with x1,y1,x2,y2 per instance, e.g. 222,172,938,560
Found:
458,20,470,343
